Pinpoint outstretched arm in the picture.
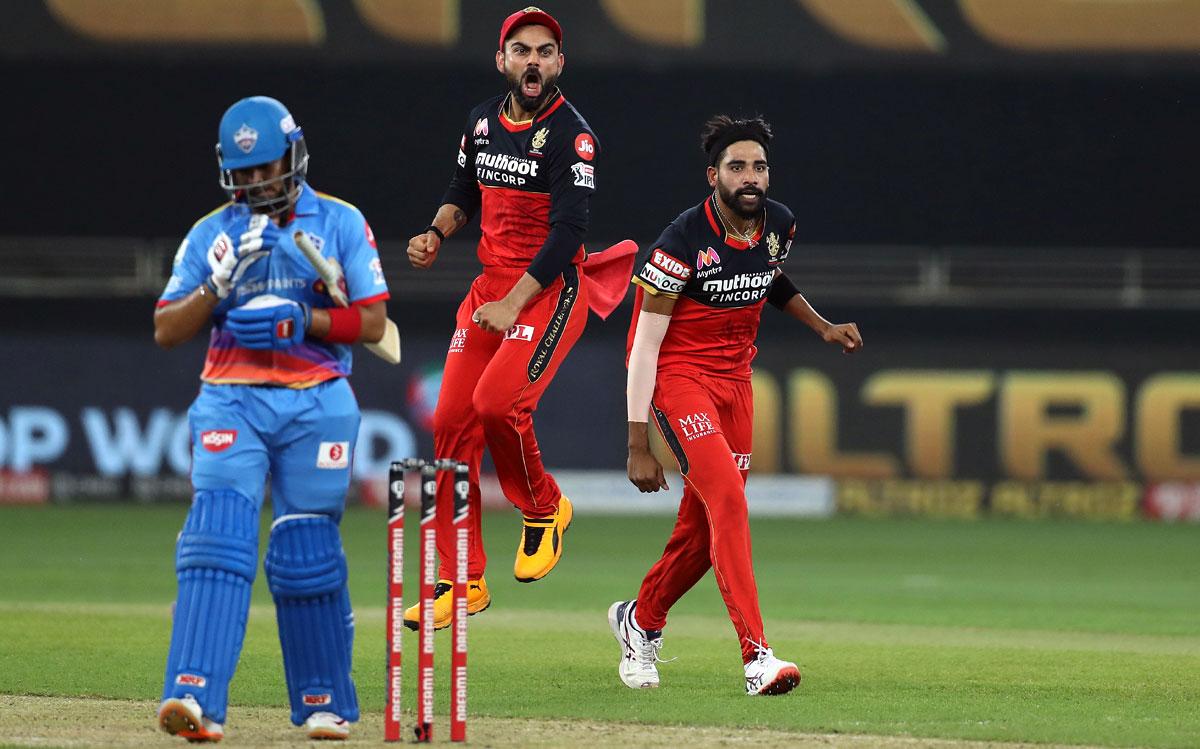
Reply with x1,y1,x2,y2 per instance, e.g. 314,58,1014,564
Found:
769,271,862,353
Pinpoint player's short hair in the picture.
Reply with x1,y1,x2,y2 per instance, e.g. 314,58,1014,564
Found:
701,115,773,167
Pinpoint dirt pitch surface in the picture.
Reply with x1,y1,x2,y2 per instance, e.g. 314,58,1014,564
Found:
1,695,1101,749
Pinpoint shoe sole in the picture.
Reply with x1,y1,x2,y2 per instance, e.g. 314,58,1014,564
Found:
307,727,349,740
159,699,222,743
753,666,802,696
515,501,573,583
402,595,493,632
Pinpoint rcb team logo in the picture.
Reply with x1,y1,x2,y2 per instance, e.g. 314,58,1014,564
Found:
531,127,549,150
234,124,258,153
766,232,780,260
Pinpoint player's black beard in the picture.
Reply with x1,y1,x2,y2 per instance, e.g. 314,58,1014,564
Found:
718,183,766,220
508,69,558,114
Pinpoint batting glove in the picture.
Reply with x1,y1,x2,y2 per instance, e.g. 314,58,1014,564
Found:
225,296,310,350
205,214,281,299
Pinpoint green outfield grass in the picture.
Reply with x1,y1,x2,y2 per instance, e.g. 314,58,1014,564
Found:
1,505,1198,747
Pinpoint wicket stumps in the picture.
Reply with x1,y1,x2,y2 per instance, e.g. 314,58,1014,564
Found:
386,458,469,743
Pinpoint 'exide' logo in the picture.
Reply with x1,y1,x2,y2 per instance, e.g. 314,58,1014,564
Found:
200,430,237,452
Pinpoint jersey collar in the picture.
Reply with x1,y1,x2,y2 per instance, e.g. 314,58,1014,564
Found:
498,88,565,132
291,183,319,217
704,194,766,250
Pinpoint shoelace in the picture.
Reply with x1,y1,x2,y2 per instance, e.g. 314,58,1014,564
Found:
747,638,772,664
634,635,677,667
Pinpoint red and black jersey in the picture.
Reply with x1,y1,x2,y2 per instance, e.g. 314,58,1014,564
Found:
629,195,797,378
442,89,598,286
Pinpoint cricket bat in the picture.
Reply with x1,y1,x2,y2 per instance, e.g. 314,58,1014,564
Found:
293,231,401,364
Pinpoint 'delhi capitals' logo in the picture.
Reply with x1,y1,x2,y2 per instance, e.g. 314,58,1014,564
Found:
234,124,258,153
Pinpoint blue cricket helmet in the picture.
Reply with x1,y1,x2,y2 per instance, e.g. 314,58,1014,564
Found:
215,96,309,213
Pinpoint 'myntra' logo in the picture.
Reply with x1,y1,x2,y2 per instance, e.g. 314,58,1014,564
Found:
697,246,721,269
474,117,488,137
200,430,237,452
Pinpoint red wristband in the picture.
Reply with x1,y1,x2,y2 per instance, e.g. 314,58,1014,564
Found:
323,306,362,343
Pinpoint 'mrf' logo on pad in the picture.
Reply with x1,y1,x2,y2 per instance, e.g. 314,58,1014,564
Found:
201,430,237,452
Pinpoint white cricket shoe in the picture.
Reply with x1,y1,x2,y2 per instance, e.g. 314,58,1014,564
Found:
158,695,225,742
304,711,350,740
744,644,801,696
608,599,667,689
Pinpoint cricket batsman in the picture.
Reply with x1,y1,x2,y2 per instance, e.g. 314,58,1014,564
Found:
610,115,863,695
404,6,623,630
153,96,390,741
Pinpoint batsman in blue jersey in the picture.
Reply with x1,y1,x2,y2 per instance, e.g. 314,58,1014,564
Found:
153,96,391,742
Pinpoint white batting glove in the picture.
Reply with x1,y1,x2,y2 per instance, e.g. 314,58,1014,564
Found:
205,214,278,299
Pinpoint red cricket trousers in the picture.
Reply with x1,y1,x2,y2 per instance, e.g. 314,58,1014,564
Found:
635,369,767,663
431,264,588,579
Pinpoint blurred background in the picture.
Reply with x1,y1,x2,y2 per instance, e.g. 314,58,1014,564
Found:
3,0,1199,522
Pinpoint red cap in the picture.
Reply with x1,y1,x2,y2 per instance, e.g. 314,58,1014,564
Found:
498,6,562,50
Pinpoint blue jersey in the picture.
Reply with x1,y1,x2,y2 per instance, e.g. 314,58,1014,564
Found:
159,184,389,388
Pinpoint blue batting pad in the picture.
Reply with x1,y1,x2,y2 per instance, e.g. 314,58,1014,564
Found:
264,514,359,724
162,490,259,724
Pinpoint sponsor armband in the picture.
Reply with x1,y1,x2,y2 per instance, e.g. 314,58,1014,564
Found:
635,248,692,297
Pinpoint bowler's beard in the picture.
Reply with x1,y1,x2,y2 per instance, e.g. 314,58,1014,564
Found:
507,68,558,114
717,181,766,220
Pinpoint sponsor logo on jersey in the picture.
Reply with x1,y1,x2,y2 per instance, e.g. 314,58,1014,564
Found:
234,124,258,154
574,133,595,161
571,162,594,188
468,118,487,146
701,270,775,304
365,220,377,249
650,249,691,280
504,324,535,341
317,441,350,469
678,412,716,442
701,271,774,293
458,135,468,167
697,246,721,270
638,264,687,294
448,327,468,353
732,452,752,470
475,152,540,186
200,430,237,452
370,257,385,285
303,694,332,706
176,673,207,688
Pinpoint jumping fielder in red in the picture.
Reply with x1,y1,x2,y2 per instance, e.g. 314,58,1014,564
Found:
610,115,863,695
405,7,604,629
